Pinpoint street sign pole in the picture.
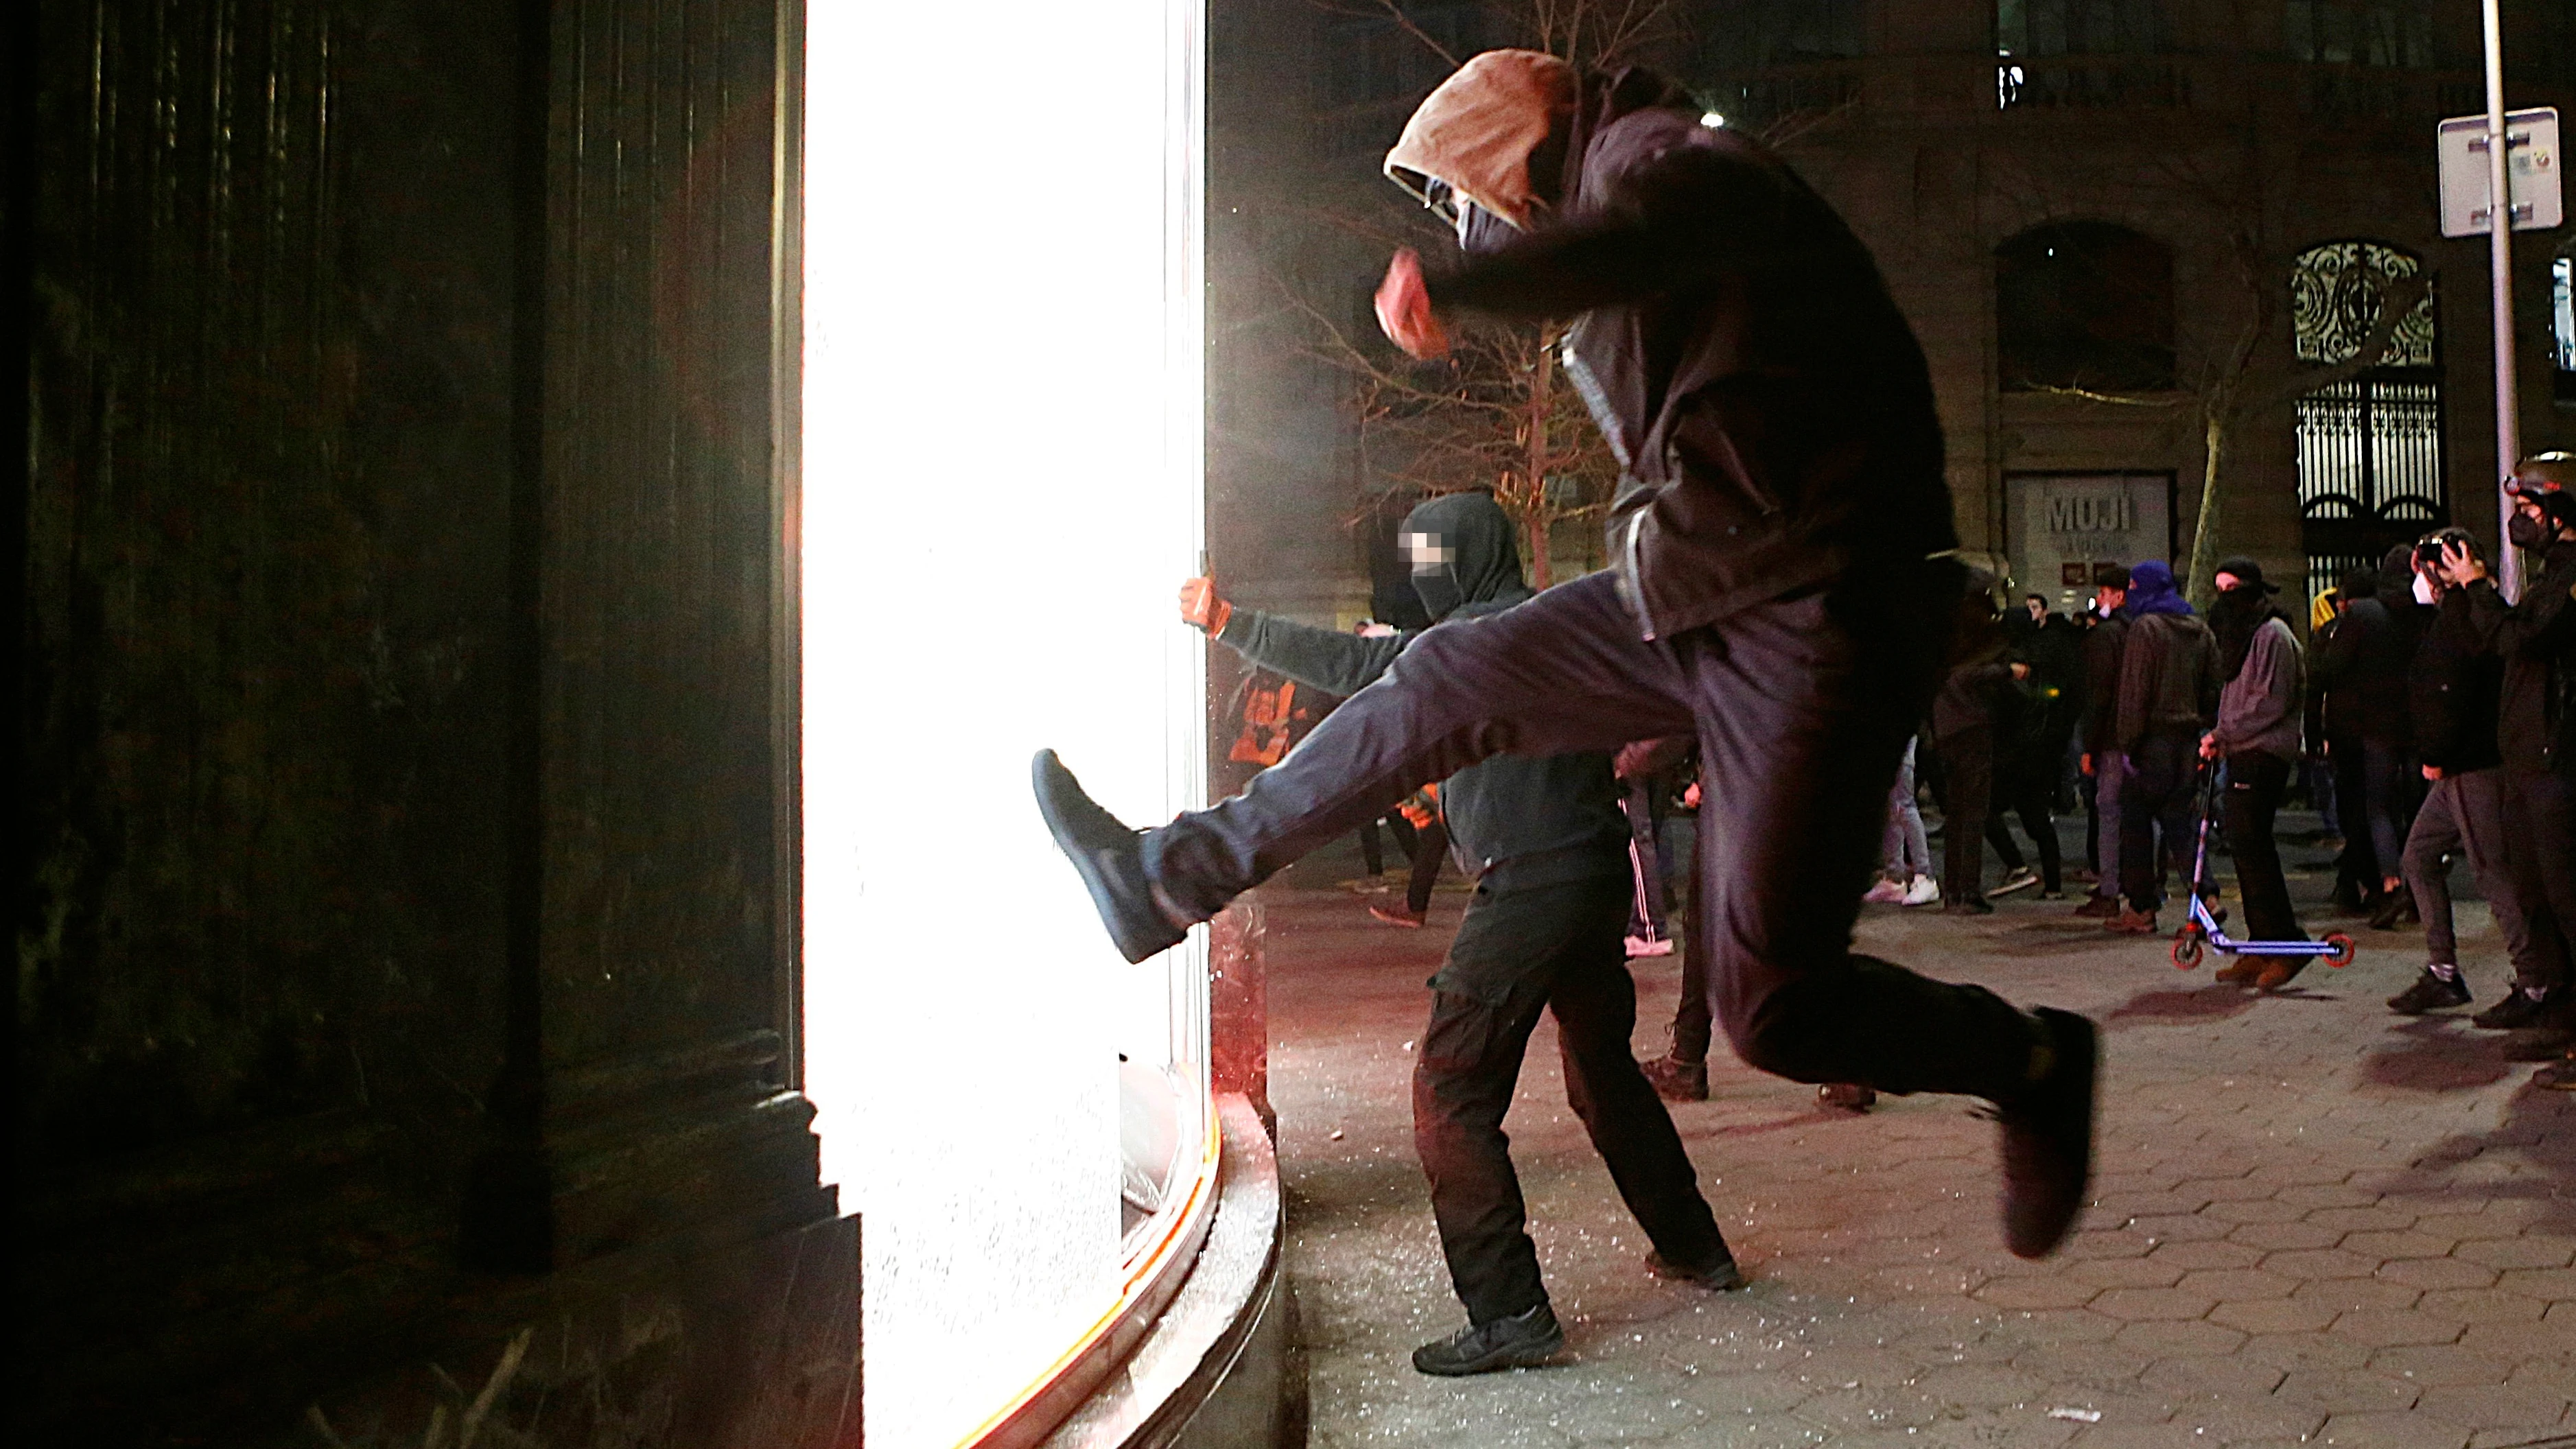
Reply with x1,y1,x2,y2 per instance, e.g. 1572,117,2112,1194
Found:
2481,0,2523,600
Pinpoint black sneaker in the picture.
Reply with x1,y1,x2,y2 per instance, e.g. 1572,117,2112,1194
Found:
1646,1245,1745,1291
1942,898,1996,916
1411,1303,1565,1376
1031,750,1188,964
2387,971,2471,1015
1639,1053,1709,1103
2368,886,2420,931
1992,867,2041,897
2472,989,2555,1031
1998,1008,2098,1260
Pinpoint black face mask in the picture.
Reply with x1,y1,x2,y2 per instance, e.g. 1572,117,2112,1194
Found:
2508,511,2549,550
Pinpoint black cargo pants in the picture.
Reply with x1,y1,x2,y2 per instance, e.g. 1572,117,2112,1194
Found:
1416,867,1724,1322
1143,566,2042,1103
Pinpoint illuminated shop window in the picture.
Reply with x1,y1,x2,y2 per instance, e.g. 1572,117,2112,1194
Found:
803,3,1210,1446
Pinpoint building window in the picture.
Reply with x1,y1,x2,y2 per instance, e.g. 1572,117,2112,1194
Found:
1997,0,2170,59
2290,241,2444,602
2554,255,2575,403
1700,0,1866,72
2284,1,2437,69
1995,222,2177,394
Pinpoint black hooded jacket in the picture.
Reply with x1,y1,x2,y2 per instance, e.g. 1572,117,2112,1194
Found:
1212,492,1630,887
1421,69,1954,643
2458,536,2576,777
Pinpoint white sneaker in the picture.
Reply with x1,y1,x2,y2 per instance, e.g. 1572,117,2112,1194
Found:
1625,934,1676,958
1901,875,1942,907
1862,878,1907,904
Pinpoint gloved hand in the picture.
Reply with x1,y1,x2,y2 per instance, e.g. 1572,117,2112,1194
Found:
1178,576,1232,635
1374,249,1449,360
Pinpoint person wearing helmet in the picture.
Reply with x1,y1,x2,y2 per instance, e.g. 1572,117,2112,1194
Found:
1035,53,2100,1335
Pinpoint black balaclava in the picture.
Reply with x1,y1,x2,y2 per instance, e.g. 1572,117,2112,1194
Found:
1401,491,1530,622
2210,555,2286,682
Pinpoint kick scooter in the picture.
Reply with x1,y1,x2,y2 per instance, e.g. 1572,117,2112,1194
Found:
2168,761,2355,972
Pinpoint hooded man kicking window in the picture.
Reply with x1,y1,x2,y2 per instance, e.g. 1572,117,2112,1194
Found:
1182,490,1742,1374
1034,52,2102,1365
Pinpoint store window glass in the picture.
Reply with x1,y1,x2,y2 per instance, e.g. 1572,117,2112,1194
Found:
802,3,1210,1446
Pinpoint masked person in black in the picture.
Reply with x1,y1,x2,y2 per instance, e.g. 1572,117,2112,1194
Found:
2438,458,2576,1039
1036,53,2102,1325
1177,491,1742,1375
2201,558,2308,987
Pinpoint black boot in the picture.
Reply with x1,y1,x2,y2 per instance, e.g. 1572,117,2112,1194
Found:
1646,1242,1746,1291
1412,1303,1565,1376
1031,751,1188,963
1998,1009,2098,1260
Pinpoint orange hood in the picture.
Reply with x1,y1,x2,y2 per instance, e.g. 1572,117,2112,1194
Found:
1383,49,1576,232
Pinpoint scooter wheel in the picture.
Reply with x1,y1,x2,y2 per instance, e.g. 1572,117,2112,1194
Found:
2171,929,2204,970
2322,932,2356,968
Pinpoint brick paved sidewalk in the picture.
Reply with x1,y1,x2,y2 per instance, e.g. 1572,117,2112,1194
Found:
1268,843,2575,1448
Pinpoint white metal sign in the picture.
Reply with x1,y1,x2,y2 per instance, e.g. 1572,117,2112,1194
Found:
2439,107,2562,237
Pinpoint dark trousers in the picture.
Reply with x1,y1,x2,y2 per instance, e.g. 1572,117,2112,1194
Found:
2402,769,2556,986
2120,729,2201,913
1986,760,2062,894
2499,770,2576,996
1936,727,1994,906
1672,844,1712,1062
1624,777,1672,939
1416,873,1726,1322
2222,752,2301,942
1144,567,2040,1103
1405,819,1450,915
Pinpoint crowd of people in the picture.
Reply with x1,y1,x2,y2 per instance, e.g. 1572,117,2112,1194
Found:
1871,459,2576,1074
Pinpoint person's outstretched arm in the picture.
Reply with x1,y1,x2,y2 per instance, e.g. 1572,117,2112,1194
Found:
1422,120,1797,326
1217,611,1410,698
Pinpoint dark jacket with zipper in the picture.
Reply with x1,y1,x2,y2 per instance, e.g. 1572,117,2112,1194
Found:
2080,612,2131,757
2112,613,2219,751
2410,587,2506,776
2457,537,2576,777
1423,70,1953,643
1213,493,1629,888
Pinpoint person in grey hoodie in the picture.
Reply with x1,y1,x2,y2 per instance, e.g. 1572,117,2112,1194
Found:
2201,558,2307,987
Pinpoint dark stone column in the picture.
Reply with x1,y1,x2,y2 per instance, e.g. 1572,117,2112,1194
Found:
18,0,852,1441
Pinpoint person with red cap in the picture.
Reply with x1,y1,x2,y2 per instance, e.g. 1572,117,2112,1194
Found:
1034,52,2101,1370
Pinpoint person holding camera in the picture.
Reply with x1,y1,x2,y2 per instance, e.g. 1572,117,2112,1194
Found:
2387,530,2553,1015
2435,456,2576,1039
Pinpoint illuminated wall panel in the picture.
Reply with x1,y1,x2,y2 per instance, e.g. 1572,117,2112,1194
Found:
803,2,1205,1446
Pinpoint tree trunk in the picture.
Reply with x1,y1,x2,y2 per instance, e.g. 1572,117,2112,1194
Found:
2183,400,2231,608
1526,338,1554,588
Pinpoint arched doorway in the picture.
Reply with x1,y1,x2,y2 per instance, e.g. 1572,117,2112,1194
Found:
2291,241,2444,602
